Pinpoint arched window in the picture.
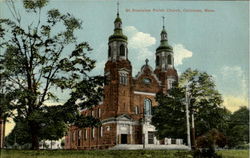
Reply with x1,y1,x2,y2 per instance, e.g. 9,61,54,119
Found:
108,46,111,57
144,99,152,116
167,55,172,65
167,79,175,89
92,128,95,139
156,56,160,66
120,44,125,56
115,22,121,29
134,106,140,114
98,108,101,118
78,130,82,139
84,129,87,140
74,131,77,142
100,126,103,137
71,131,74,142
119,73,128,85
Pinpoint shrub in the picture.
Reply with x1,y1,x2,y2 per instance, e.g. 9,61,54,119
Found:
195,129,226,158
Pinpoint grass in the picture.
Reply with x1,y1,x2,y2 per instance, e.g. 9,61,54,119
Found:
0,150,192,158
0,149,248,158
217,150,249,158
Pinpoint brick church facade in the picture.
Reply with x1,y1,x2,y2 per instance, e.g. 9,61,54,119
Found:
65,11,181,149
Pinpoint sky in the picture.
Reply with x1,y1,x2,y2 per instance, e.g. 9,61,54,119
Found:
0,0,249,135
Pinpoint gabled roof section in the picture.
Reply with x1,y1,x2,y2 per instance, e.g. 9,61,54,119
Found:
116,114,133,121
118,68,131,73
134,60,161,85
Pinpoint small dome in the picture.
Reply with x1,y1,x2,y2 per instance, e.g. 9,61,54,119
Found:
109,14,127,42
140,59,153,72
156,41,173,52
109,33,128,42
140,64,153,72
114,16,122,23
161,27,167,34
156,45,173,52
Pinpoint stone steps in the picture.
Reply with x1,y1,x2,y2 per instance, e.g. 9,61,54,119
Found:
110,144,190,150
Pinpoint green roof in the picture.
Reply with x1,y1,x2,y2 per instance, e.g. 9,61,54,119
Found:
109,34,128,42
156,27,172,52
114,16,122,23
109,28,127,42
109,14,127,42
156,40,173,52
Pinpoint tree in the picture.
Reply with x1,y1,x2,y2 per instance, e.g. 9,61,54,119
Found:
152,85,187,141
5,120,31,148
226,106,249,148
152,68,228,147
0,0,103,149
0,72,14,148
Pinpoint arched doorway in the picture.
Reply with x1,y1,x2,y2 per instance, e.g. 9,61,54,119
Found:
144,99,152,116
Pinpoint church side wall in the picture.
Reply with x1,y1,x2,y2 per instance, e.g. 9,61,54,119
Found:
67,123,117,150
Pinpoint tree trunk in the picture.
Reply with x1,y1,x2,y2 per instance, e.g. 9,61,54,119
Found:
2,119,6,148
0,118,3,149
29,121,40,150
51,140,52,149
191,113,196,150
31,132,39,150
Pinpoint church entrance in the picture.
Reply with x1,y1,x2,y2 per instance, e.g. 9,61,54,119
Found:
148,132,154,144
121,134,128,144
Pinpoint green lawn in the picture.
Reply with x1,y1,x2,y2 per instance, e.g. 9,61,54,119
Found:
0,149,248,158
217,150,249,158
0,150,193,158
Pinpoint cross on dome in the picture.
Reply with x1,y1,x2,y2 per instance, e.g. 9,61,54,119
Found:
145,59,149,65
162,16,165,29
117,1,120,15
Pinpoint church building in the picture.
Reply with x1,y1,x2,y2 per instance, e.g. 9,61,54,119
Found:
65,8,181,150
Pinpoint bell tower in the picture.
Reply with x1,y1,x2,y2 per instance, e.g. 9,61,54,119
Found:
103,2,132,118
154,17,178,92
108,2,128,61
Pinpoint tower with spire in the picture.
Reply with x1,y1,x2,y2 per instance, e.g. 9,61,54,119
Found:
107,2,128,61
154,16,178,92
103,2,132,117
